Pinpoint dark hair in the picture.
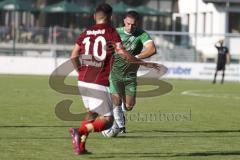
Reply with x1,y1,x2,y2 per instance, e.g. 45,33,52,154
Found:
95,3,113,16
124,11,139,21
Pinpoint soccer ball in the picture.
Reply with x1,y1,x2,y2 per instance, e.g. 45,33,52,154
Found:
101,128,120,138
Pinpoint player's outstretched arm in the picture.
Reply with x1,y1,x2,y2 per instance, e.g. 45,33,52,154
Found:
136,41,156,59
116,47,140,63
115,46,162,72
134,61,165,72
70,44,81,73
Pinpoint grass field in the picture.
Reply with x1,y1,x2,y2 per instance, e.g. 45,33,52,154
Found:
0,74,240,160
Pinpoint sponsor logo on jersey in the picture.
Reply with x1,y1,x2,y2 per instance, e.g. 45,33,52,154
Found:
86,29,105,36
79,54,103,67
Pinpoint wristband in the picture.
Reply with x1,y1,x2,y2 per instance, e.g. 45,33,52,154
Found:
135,55,140,58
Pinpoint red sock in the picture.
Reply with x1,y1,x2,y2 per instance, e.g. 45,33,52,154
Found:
79,119,106,135
78,119,94,135
91,119,106,132
79,134,87,152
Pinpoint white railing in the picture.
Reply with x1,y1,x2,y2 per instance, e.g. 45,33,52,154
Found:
0,27,240,63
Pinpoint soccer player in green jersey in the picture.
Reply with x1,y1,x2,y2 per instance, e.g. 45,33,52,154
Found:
109,11,157,134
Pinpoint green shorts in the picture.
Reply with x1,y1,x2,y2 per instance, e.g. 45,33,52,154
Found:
109,73,137,97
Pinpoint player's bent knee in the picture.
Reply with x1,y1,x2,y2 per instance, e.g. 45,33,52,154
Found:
105,116,114,122
103,116,114,129
86,111,98,120
111,95,122,106
125,105,134,111
113,100,122,106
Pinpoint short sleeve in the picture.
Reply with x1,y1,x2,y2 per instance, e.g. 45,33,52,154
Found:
112,29,122,43
140,31,153,46
76,32,85,46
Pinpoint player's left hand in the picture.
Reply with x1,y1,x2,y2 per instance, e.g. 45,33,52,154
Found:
145,62,165,71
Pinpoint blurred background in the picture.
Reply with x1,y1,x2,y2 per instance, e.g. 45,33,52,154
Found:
0,0,239,80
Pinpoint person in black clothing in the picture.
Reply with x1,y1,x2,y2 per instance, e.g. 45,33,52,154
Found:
213,39,230,84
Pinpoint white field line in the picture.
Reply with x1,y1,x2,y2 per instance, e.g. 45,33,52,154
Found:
181,90,240,100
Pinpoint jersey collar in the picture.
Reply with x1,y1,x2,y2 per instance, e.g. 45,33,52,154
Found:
123,27,132,35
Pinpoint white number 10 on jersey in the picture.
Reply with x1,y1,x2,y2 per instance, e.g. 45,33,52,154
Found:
82,36,107,61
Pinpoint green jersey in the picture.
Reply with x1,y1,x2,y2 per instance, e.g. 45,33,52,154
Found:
111,27,152,79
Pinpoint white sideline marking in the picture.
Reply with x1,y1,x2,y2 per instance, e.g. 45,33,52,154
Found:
181,90,240,100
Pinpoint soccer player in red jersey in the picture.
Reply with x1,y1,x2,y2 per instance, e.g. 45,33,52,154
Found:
69,3,162,155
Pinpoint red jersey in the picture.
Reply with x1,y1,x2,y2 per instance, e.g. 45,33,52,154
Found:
76,23,122,86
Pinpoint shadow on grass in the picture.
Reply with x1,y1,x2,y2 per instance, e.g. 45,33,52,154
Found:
1,126,240,134
0,125,73,128
1,126,240,139
129,129,240,133
116,135,240,139
114,129,240,139
88,151,240,159
0,136,70,140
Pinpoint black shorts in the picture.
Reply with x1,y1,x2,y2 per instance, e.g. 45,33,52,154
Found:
216,61,226,71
